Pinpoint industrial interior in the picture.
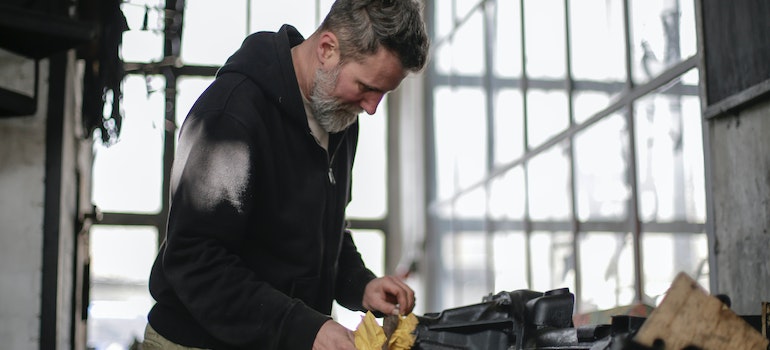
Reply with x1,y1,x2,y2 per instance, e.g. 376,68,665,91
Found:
0,0,769,349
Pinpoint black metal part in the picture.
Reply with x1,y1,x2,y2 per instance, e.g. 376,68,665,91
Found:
412,288,645,350
413,288,588,350
0,82,36,117
0,4,96,59
0,3,95,117
413,289,770,349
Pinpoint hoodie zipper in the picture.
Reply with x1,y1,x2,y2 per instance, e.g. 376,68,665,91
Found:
309,130,345,185
326,133,345,185
327,166,336,185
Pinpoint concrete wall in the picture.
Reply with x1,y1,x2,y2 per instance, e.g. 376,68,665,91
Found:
709,97,770,315
0,51,48,350
0,49,88,349
57,51,89,350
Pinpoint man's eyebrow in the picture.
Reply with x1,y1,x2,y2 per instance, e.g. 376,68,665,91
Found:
361,81,386,93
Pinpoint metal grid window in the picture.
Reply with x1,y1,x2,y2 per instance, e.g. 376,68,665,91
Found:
422,0,707,314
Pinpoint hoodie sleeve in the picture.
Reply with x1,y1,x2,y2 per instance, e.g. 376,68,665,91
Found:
162,111,328,349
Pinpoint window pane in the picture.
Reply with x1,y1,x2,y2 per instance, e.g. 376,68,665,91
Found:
455,186,487,220
433,86,487,198
527,89,569,148
680,94,706,223
433,86,455,200
642,232,709,305
488,166,526,221
573,91,612,124
453,230,491,306
434,0,454,42
528,143,571,221
438,188,489,307
493,0,522,78
574,113,630,221
456,0,482,20
332,229,385,330
454,88,488,189
120,30,163,63
347,101,387,219
248,0,319,35
433,42,453,76
438,214,457,308
578,231,635,312
493,89,524,166
120,1,164,62
569,0,626,82
435,203,455,269
182,0,248,65
634,86,704,223
523,0,566,79
492,231,528,291
88,225,157,349
452,9,485,76
90,226,157,282
424,203,454,309
530,231,574,293
629,0,697,85
92,75,164,214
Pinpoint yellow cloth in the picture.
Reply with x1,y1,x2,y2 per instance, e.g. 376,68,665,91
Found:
354,311,418,350
354,311,386,350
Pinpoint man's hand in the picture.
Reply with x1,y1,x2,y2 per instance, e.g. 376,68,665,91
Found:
313,320,356,350
362,275,415,315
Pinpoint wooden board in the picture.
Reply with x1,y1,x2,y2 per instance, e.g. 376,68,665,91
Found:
702,0,770,106
634,272,769,350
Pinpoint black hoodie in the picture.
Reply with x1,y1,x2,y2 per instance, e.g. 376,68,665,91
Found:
147,25,377,349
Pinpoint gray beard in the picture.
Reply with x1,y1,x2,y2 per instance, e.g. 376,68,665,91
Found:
309,66,361,133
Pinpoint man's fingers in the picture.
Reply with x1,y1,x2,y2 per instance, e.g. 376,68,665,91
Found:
381,276,415,314
363,276,417,315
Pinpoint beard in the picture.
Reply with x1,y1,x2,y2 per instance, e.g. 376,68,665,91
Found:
309,65,362,133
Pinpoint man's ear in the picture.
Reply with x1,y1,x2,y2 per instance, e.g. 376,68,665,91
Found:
317,31,340,68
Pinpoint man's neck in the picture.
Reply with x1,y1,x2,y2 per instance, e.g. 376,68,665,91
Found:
290,33,320,102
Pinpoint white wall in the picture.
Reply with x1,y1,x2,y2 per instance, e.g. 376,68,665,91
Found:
0,51,48,350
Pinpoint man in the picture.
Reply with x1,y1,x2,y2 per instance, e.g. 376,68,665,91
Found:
142,0,429,349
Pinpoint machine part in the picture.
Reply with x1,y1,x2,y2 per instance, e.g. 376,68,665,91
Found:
412,288,620,349
411,282,770,349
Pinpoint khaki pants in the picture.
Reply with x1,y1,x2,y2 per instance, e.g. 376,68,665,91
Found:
142,324,210,350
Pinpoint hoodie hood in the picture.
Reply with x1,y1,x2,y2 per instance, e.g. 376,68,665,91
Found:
217,24,307,127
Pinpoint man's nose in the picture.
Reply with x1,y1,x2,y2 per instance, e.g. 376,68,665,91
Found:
360,92,385,115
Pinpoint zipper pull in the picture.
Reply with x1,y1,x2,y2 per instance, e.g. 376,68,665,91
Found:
328,167,336,185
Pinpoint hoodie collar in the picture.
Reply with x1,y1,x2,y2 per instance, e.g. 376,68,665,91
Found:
217,25,308,128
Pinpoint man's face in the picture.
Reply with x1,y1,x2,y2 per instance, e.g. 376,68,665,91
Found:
309,47,407,133
309,64,358,133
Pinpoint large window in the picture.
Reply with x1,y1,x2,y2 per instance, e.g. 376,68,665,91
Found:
88,1,387,348
424,0,707,314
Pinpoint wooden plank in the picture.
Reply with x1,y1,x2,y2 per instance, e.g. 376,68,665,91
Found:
634,272,769,350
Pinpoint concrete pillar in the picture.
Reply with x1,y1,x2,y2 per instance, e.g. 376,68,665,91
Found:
0,48,90,349
708,97,770,315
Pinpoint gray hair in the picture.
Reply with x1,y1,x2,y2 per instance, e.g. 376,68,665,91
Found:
320,0,429,72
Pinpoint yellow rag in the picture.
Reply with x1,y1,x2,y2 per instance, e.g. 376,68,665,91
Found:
354,311,419,350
